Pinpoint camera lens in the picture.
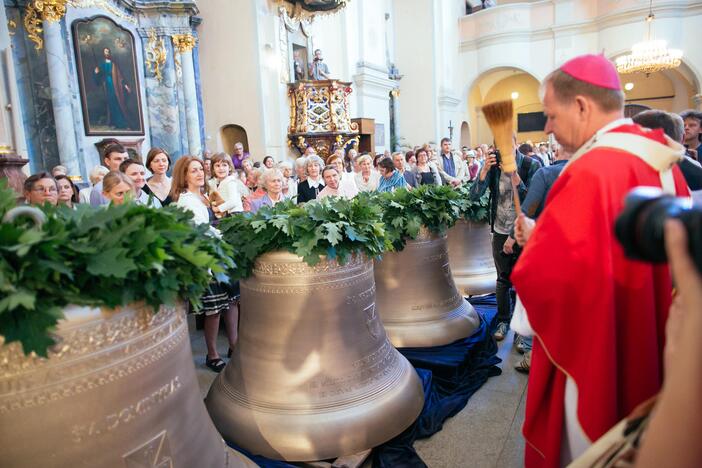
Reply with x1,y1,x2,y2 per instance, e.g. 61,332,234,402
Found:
615,187,702,272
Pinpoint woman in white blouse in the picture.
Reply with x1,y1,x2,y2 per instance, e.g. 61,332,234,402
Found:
208,152,244,215
354,153,380,192
171,156,239,373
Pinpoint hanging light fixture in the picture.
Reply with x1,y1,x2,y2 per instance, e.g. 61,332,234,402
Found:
616,0,682,75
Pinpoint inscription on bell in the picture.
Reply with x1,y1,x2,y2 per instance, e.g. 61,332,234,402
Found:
71,377,182,443
123,430,173,468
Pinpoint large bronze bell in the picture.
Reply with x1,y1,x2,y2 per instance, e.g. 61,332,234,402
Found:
0,303,255,468
447,219,497,296
205,251,424,461
374,227,480,347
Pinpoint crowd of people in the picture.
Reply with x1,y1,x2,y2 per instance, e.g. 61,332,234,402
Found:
16,51,702,468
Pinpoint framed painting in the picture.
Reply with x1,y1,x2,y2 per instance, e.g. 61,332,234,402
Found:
72,16,144,136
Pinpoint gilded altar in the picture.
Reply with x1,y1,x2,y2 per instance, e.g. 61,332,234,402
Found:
288,80,360,159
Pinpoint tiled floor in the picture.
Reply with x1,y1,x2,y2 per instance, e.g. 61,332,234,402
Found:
188,316,528,468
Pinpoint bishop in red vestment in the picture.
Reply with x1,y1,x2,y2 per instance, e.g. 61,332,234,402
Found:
511,54,690,467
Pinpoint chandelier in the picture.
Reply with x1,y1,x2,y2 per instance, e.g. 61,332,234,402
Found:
616,0,682,75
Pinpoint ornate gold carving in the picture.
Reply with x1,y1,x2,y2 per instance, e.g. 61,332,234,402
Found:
23,0,69,51
171,33,197,54
68,0,136,24
7,20,16,36
276,0,351,22
145,29,167,83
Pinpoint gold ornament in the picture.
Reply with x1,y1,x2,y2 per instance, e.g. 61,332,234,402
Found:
145,28,167,83
24,0,69,50
171,33,197,54
67,0,136,24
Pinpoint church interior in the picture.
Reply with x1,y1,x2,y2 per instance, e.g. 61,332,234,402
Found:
1,0,702,467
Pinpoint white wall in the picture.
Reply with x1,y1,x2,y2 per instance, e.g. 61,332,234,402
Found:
455,0,702,145
197,0,702,159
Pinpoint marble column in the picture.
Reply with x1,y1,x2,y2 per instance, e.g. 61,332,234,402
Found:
173,34,201,156
44,20,81,178
694,94,702,112
0,5,28,195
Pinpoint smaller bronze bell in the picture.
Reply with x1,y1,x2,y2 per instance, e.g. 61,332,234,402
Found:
374,227,480,347
447,219,497,296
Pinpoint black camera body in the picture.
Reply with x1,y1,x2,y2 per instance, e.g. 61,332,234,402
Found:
615,187,702,273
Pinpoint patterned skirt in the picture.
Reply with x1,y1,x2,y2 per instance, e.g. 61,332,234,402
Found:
196,280,240,316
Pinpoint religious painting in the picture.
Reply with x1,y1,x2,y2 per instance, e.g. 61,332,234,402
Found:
72,16,144,136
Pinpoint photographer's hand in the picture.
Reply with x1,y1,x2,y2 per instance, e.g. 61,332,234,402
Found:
635,220,702,468
514,213,535,247
479,155,496,181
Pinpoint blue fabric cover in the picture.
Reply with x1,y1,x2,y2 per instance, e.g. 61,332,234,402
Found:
227,295,501,468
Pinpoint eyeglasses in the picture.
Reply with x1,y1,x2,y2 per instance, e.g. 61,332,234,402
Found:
32,186,58,193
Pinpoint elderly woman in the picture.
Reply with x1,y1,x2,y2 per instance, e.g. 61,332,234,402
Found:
242,168,266,211
278,160,297,198
318,165,357,199
119,158,162,207
248,168,286,213
23,172,59,206
170,156,239,373
326,153,358,195
405,150,417,170
144,147,172,205
55,175,79,208
354,153,380,192
296,154,325,203
79,165,109,204
293,156,307,181
412,147,442,186
101,171,135,205
208,152,244,214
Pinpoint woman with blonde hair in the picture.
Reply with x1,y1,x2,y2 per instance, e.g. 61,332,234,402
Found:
354,153,380,192
242,168,266,211
208,152,244,214
170,156,239,373
101,171,135,205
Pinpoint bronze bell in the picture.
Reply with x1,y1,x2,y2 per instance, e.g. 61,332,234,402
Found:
205,251,424,461
0,303,255,468
374,227,481,347
447,219,497,296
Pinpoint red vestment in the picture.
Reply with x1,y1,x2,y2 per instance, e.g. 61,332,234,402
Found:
511,124,690,467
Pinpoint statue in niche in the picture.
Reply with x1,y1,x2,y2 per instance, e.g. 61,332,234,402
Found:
72,15,144,136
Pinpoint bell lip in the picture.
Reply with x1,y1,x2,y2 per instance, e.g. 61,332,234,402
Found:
206,353,425,462
383,301,481,348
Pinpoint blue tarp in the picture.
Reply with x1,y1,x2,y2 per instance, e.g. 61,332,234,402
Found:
228,295,501,468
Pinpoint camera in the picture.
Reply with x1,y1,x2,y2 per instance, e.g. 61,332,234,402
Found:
615,187,702,273
492,149,502,166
